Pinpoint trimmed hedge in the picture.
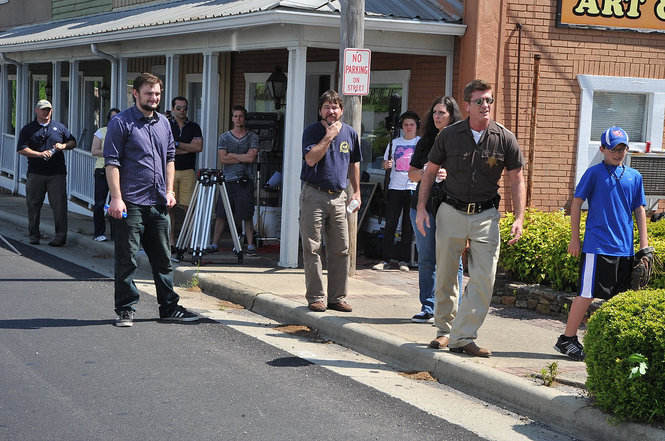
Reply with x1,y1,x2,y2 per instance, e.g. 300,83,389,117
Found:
584,290,665,423
499,209,665,292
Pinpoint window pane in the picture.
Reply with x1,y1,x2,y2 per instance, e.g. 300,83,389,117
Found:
361,84,403,171
591,92,646,142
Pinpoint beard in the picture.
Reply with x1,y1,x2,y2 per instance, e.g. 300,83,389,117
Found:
139,101,158,113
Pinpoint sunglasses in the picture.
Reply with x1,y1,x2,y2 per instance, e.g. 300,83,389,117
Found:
471,98,495,106
175,106,187,111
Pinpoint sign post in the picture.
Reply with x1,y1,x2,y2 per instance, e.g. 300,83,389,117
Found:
342,48,371,96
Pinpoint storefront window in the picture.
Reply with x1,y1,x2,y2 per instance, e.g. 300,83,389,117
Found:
360,70,410,182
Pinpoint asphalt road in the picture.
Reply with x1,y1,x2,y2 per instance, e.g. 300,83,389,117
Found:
0,237,485,441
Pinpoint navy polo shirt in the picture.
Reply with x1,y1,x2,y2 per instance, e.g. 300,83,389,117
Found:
300,121,361,192
16,120,75,176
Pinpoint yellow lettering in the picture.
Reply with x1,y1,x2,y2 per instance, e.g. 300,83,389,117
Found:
573,0,600,15
657,0,665,20
601,0,624,17
625,0,646,18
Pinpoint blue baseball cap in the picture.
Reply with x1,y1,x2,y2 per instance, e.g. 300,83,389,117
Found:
600,127,629,150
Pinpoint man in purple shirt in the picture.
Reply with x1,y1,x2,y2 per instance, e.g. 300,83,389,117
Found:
104,73,198,327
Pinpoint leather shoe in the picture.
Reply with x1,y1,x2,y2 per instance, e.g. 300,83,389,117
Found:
48,239,66,247
308,301,326,312
429,336,449,349
327,301,352,312
29,238,40,245
449,341,492,357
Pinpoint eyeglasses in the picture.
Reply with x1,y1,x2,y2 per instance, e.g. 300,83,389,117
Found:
609,145,628,154
175,106,187,111
470,98,495,106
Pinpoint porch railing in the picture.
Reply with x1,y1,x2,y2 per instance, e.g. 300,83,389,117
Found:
1,133,15,175
68,149,96,206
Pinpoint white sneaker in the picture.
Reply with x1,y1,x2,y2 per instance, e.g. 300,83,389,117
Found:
372,261,388,271
93,235,107,242
398,261,410,272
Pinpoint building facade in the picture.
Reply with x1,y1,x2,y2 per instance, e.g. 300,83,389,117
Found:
0,0,664,268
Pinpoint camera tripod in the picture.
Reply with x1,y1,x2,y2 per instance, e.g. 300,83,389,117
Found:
173,169,243,265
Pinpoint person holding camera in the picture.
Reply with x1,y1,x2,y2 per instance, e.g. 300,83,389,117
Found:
17,99,77,246
208,105,260,256
373,110,420,272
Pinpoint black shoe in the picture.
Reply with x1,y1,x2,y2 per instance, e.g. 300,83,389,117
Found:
160,305,199,322
115,310,134,327
48,239,66,247
411,312,434,323
30,238,40,245
554,334,586,361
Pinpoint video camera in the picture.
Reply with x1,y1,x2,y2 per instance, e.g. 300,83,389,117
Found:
384,93,402,140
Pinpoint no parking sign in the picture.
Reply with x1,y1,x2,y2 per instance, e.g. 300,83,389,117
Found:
342,48,371,96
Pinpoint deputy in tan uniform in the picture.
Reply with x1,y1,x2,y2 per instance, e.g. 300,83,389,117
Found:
415,79,526,357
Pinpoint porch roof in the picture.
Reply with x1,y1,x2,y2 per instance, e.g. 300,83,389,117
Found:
0,0,464,52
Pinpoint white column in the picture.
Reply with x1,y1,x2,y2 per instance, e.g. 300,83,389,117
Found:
15,63,29,193
117,57,128,110
278,45,307,268
0,63,7,135
67,61,80,142
165,54,180,112
200,52,219,169
51,61,62,123
445,53,454,97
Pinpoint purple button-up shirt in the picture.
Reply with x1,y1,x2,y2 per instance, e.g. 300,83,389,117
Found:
104,106,175,206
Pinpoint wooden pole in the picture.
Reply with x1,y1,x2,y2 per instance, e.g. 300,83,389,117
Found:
340,0,364,276
526,54,541,208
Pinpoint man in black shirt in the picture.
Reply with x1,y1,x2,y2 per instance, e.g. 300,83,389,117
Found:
16,99,76,246
168,96,203,245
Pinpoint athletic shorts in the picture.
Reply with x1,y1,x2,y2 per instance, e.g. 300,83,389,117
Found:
215,180,255,221
578,253,633,300
173,169,197,207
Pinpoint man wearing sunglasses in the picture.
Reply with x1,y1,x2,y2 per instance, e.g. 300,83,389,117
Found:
168,96,203,246
416,79,526,357
16,99,77,246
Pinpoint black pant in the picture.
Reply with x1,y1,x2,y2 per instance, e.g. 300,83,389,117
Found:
93,168,111,238
382,189,414,262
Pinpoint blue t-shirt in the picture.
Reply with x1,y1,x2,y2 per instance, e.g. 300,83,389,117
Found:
576,161,646,256
300,121,361,191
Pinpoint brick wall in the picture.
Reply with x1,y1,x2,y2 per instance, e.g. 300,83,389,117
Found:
499,0,665,213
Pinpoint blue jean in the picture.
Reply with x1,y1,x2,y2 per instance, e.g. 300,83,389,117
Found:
410,208,463,314
112,202,180,316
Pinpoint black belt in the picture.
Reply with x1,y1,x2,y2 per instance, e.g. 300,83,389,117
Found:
306,182,342,194
442,193,499,214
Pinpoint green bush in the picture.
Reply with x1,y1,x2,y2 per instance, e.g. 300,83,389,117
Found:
499,209,582,291
584,290,665,423
499,210,665,292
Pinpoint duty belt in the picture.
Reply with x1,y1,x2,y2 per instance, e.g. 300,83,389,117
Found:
442,193,500,214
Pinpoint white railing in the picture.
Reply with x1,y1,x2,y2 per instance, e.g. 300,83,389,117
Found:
1,133,15,175
68,149,96,206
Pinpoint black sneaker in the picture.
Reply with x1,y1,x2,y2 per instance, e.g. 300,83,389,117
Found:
161,305,199,322
115,310,134,327
411,311,434,323
554,334,586,361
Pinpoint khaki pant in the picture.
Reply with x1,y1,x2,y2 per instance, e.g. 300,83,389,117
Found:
433,202,501,348
299,184,349,305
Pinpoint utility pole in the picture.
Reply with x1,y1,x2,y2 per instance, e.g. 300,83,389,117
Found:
340,0,365,276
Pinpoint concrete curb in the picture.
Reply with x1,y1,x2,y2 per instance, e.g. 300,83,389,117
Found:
180,268,665,441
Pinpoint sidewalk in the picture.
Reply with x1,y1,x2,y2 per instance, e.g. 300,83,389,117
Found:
0,190,662,441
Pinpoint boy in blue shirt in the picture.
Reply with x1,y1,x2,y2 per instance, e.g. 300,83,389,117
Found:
555,127,649,361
